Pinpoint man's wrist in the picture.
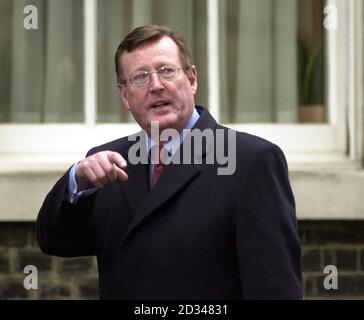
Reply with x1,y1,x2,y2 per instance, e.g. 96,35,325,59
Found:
67,163,97,203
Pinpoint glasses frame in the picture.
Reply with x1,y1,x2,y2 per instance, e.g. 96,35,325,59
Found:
121,66,184,87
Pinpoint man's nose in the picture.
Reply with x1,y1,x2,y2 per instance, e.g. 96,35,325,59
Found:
149,72,164,92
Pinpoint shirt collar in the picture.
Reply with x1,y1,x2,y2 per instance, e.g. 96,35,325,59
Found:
145,107,200,159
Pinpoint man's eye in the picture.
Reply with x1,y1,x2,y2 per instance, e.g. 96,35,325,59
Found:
159,67,174,74
133,73,148,81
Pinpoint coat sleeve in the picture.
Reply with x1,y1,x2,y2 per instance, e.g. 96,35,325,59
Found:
235,143,302,299
36,167,97,257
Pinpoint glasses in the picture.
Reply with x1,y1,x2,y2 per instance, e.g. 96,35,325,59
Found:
122,66,184,87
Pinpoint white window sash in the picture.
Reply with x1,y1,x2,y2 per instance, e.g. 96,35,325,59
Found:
84,0,97,126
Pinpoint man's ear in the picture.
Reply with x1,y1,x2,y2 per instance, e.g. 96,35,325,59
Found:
117,83,131,110
188,65,198,96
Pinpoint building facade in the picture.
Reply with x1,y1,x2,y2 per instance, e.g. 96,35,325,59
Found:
1,0,364,299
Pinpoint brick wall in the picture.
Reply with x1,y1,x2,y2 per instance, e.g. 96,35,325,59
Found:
1,221,364,299
0,223,98,299
300,221,364,299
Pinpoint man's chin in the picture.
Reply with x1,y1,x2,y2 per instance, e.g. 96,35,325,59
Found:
148,116,181,135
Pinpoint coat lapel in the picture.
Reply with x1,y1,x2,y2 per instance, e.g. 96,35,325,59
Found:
120,106,217,245
121,162,201,244
121,161,149,217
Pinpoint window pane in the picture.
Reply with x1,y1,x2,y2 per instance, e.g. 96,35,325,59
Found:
0,0,84,123
97,0,208,123
219,0,326,123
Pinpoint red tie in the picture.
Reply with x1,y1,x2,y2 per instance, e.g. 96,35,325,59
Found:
151,145,165,188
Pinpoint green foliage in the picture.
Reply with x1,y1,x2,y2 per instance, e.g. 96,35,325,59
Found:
298,39,325,105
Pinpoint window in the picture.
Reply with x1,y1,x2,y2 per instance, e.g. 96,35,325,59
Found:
0,0,362,172
219,0,326,124
0,0,84,123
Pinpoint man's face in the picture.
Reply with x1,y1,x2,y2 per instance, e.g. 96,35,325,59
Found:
118,36,198,136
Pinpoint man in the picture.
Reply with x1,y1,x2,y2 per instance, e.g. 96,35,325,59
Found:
37,25,302,299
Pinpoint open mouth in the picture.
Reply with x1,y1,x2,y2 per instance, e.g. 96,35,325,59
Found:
151,101,169,109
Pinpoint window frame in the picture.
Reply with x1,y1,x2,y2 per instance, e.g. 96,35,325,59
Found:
0,0,362,173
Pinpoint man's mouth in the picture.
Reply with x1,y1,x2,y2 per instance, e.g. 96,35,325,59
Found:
151,101,170,109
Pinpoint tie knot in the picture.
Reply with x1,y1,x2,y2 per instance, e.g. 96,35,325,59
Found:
151,144,166,165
